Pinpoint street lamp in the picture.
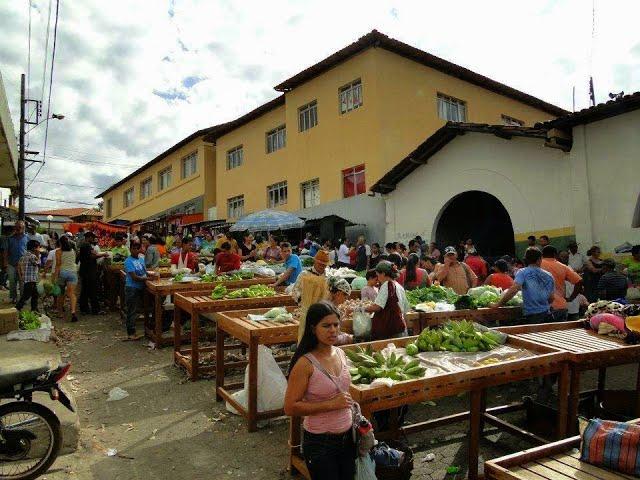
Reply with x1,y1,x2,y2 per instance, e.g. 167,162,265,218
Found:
47,214,53,233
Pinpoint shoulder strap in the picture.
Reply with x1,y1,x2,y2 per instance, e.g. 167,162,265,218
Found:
304,353,345,393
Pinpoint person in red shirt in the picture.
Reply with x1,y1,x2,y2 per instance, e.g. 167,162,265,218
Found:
215,242,241,274
170,238,199,272
464,249,488,282
484,259,514,290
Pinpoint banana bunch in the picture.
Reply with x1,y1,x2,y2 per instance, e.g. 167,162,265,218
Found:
344,345,427,384
416,320,501,353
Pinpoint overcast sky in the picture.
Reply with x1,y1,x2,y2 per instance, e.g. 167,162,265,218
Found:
1,0,639,211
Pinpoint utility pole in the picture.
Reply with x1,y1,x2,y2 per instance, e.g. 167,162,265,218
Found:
18,74,26,220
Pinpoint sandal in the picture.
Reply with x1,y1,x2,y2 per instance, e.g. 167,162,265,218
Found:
124,334,143,341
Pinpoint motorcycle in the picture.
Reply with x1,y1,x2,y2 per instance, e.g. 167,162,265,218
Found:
0,361,73,480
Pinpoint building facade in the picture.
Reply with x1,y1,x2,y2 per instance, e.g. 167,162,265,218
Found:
97,130,217,223
211,31,565,230
373,93,640,257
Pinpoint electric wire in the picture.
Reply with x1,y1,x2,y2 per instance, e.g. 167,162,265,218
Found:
26,179,107,189
28,0,60,189
25,194,95,206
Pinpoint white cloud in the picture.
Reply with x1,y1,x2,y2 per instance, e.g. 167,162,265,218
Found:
1,0,638,211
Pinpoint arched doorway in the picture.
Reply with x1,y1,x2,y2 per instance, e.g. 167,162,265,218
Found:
435,191,515,258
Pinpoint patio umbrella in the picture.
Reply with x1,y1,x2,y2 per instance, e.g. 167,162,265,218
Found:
229,209,305,232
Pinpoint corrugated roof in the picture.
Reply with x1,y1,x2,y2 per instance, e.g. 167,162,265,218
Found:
28,207,101,217
275,30,567,117
370,122,548,194
536,91,640,129
203,95,285,143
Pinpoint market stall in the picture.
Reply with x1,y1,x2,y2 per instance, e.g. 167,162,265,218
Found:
288,332,569,480
214,306,299,432
485,419,640,479
144,274,276,347
173,286,296,380
497,320,640,434
405,306,522,333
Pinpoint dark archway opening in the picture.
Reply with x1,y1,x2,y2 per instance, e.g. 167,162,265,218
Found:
435,191,515,259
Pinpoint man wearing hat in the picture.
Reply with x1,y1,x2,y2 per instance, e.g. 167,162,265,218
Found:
567,241,587,274
291,249,331,341
433,246,477,295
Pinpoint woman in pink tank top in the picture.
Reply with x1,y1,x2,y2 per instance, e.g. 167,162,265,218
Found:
284,301,356,479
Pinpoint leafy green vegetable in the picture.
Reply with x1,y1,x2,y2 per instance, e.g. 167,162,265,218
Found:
453,294,477,310
345,345,427,384
19,311,41,330
406,285,459,307
302,257,314,267
211,284,227,299
210,284,275,300
173,273,185,282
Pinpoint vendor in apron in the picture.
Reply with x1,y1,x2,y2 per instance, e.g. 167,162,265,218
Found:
291,249,331,341
364,260,411,340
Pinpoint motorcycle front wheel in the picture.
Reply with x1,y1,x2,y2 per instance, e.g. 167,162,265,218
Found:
0,401,61,480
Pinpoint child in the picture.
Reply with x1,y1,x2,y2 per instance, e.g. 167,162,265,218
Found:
16,240,42,312
360,269,379,302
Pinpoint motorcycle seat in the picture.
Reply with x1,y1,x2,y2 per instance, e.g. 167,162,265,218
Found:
0,360,53,393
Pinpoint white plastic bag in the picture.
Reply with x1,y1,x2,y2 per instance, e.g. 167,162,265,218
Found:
226,346,287,414
352,311,372,338
355,454,377,480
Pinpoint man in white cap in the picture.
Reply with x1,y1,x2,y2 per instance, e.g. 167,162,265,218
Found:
433,246,477,295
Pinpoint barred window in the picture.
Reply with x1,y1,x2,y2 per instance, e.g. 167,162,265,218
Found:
267,181,288,208
227,195,244,219
437,93,467,122
227,146,243,169
339,79,363,114
298,101,318,132
266,126,286,153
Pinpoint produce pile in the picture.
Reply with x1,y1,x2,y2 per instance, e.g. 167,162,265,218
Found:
406,285,459,307
19,311,42,330
301,257,314,267
466,286,523,308
210,284,276,300
345,345,427,384
262,307,294,322
158,258,171,267
336,299,373,322
409,320,503,353
200,271,255,282
326,267,358,278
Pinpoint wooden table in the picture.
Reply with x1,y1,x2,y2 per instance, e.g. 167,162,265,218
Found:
289,334,569,480
104,264,124,311
145,275,276,347
214,306,299,432
173,288,296,380
405,306,522,334
498,321,640,434
485,419,640,479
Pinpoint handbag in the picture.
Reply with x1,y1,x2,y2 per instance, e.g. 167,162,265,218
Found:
304,353,376,456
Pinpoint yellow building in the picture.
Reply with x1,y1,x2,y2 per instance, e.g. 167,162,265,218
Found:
97,127,219,223
98,30,566,239
210,30,566,229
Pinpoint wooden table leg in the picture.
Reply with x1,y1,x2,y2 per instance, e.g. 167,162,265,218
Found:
154,294,162,345
596,367,607,406
173,307,182,355
468,389,482,480
191,313,199,381
567,367,580,435
215,324,225,402
556,364,569,439
247,337,259,432
479,389,487,433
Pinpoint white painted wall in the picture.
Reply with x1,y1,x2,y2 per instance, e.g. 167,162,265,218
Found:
570,109,640,251
384,133,571,243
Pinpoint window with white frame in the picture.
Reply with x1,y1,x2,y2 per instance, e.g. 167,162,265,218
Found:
158,166,172,191
339,79,363,114
301,179,320,209
227,195,244,219
266,126,286,153
437,93,467,122
181,152,197,178
227,146,243,169
501,114,524,126
267,181,288,208
298,101,318,132
140,177,152,199
105,198,112,218
123,187,134,208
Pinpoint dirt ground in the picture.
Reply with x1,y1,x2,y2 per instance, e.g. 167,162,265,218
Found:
38,311,638,480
